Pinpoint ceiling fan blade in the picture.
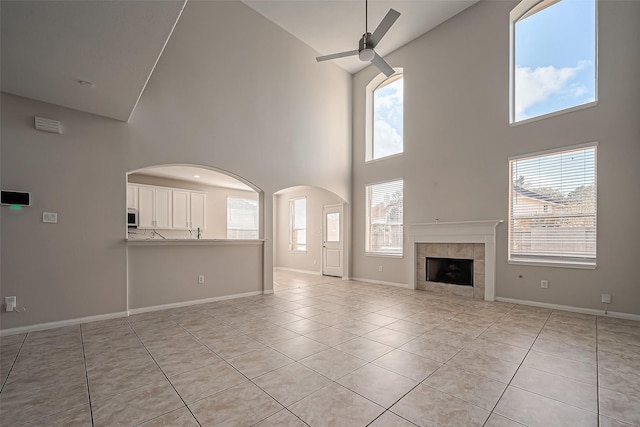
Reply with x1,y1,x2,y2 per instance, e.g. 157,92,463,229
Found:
316,50,359,62
368,9,400,48
371,52,395,77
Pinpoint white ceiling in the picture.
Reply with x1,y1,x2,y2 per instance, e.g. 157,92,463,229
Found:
0,0,186,121
242,0,479,74
0,0,478,121
134,165,254,191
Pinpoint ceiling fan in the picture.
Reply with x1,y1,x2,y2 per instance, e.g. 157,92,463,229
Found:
316,0,400,77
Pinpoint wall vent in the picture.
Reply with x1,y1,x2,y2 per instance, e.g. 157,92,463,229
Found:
34,117,62,134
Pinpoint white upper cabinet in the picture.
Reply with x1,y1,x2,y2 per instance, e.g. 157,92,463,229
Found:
126,184,138,210
134,183,205,231
172,190,190,229
154,188,173,229
136,185,173,229
137,186,155,228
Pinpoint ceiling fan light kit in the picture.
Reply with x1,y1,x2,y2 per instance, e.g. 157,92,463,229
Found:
316,0,400,77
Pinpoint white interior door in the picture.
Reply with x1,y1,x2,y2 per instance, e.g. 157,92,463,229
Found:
322,204,343,277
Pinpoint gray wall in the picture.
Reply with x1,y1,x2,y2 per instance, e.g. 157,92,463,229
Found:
274,186,345,274
128,243,263,309
351,0,640,314
1,1,352,330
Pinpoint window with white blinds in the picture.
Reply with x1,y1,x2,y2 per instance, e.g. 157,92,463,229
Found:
227,197,259,239
509,143,597,267
366,179,403,256
290,198,306,252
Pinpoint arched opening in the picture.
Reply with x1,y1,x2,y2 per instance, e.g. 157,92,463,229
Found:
125,164,265,312
126,164,261,240
273,185,350,290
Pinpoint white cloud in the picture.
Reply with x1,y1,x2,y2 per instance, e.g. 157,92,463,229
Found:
374,119,402,158
515,60,590,120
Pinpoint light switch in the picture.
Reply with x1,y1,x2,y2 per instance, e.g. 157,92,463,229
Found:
43,212,58,223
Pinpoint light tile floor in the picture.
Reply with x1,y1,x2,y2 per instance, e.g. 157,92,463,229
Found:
1,271,639,426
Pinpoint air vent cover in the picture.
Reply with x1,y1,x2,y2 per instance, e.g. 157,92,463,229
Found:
34,116,62,134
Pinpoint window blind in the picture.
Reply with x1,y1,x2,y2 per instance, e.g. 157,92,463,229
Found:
227,197,259,239
509,144,597,265
366,179,404,255
290,198,306,251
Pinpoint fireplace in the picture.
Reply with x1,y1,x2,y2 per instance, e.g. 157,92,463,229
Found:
406,220,503,301
426,257,473,286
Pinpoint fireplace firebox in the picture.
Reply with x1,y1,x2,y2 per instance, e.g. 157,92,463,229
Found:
426,257,474,286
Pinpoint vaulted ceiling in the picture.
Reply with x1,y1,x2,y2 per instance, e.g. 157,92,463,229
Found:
1,0,478,122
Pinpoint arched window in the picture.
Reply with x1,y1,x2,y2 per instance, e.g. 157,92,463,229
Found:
366,70,403,161
510,0,597,124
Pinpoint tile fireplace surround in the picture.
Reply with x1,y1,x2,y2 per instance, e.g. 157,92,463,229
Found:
407,221,503,301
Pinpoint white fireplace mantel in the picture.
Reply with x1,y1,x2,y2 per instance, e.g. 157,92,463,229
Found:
407,220,503,301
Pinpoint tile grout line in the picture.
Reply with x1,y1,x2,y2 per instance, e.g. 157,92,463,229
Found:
0,333,27,394
126,319,203,427
79,325,96,427
477,305,551,426
177,314,312,426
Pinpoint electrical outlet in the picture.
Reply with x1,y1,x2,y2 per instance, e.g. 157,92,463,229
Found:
601,294,611,304
540,280,549,289
313,260,317,265
5,296,16,312
378,266,383,272
198,275,205,284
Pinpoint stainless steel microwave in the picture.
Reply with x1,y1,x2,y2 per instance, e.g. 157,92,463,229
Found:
127,209,138,228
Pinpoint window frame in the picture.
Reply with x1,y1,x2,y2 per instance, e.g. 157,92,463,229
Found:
226,196,259,240
508,142,598,269
365,69,404,162
509,0,598,125
289,197,307,253
365,179,404,257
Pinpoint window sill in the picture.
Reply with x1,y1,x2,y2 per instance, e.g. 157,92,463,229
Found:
290,250,307,254
365,252,403,259
510,100,598,127
365,152,403,164
508,259,596,270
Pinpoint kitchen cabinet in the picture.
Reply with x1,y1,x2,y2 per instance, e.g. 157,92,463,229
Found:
172,190,190,229
137,185,172,229
172,190,206,230
154,188,172,229
127,185,138,210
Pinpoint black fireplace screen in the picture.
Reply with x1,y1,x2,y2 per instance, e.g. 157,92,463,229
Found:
426,257,473,286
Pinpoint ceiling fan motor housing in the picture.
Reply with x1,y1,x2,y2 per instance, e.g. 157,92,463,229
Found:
358,33,375,61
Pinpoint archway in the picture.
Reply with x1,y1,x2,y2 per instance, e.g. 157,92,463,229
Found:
273,185,350,289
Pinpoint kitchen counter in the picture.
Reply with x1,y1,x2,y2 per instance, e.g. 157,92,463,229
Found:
126,239,264,246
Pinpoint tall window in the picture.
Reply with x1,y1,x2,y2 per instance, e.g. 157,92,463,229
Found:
366,179,403,255
366,72,403,161
509,144,597,267
289,198,306,252
511,0,596,123
227,197,258,239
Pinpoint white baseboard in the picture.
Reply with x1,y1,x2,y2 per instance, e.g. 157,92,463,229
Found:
274,267,321,275
1,291,265,336
263,289,274,295
0,311,129,337
495,297,640,321
128,291,263,316
351,277,409,288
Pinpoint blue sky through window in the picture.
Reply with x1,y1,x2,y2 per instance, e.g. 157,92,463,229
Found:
514,0,596,121
373,76,403,159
